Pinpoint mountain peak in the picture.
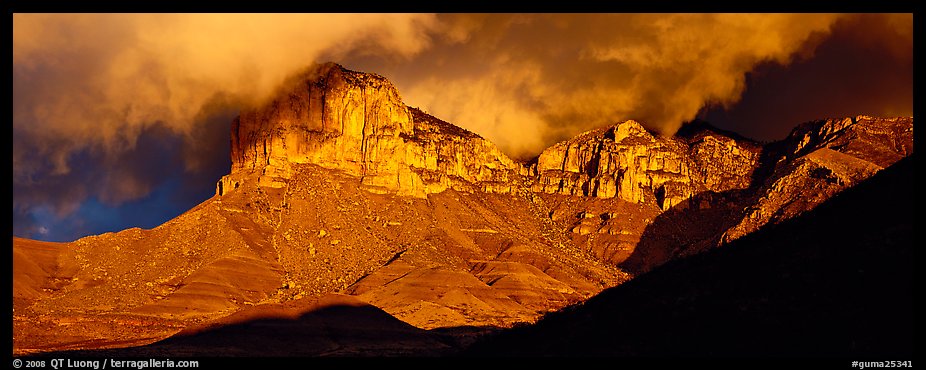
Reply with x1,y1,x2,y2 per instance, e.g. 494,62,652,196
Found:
674,119,761,145
605,119,652,143
219,62,518,198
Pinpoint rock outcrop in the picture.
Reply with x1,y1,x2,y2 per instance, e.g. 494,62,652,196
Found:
219,63,763,211
217,63,913,269
782,116,913,167
218,63,912,254
681,125,761,193
722,116,913,242
531,119,760,211
219,62,519,198
532,121,690,210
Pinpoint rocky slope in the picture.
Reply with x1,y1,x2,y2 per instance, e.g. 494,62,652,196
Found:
466,156,914,357
722,116,913,242
12,62,913,356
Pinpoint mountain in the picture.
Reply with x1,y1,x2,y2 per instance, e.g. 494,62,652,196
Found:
12,62,913,356
221,62,521,198
465,155,914,357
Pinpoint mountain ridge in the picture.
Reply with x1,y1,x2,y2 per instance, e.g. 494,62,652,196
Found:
465,155,914,357
12,62,913,356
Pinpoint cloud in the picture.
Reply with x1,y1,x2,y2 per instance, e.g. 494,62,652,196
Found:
13,13,439,153
699,13,914,141
344,14,851,159
13,13,439,239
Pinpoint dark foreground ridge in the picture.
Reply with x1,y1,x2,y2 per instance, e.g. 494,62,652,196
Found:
465,156,915,357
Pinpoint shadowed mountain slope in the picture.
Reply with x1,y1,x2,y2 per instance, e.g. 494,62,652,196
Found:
466,156,914,357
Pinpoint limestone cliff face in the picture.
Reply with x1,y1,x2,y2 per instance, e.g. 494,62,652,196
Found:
532,121,691,210
682,128,761,193
219,63,518,198
219,63,768,209
217,63,912,248
531,120,760,211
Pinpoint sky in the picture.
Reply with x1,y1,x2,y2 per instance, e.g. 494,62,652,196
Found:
12,13,913,242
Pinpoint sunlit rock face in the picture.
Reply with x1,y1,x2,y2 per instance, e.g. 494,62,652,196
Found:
531,120,761,211
219,63,763,208
683,130,761,193
533,121,689,209
219,63,912,234
221,62,519,198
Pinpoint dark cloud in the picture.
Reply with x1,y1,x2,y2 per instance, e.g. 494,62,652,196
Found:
13,14,437,241
342,14,845,158
700,14,913,141
13,106,233,242
15,122,181,240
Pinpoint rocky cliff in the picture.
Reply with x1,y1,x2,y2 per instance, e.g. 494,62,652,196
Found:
531,119,760,211
220,63,768,213
218,63,913,268
219,62,519,198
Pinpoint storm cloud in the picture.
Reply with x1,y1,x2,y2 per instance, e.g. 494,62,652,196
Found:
344,14,858,157
13,13,439,240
